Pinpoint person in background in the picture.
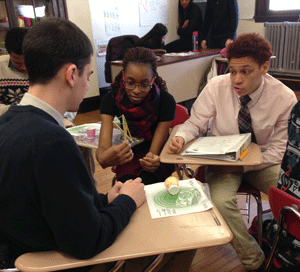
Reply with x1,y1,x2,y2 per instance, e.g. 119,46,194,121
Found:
0,27,28,105
168,33,297,271
201,0,239,49
96,47,176,185
134,23,168,50
164,0,203,53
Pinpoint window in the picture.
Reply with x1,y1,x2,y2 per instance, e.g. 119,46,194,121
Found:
255,0,300,22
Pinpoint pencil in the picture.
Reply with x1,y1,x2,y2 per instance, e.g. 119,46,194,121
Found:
240,148,249,160
122,115,127,141
113,123,125,135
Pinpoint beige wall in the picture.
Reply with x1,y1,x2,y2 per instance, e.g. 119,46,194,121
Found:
66,0,99,99
65,0,265,99
237,19,265,37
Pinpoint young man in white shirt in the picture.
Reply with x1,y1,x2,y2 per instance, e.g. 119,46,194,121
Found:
169,33,297,271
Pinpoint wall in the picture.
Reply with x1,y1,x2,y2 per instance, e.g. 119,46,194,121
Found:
237,0,264,36
88,0,179,89
237,19,264,36
66,0,99,99
66,0,265,99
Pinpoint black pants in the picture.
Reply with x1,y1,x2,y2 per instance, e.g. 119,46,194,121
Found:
164,37,192,53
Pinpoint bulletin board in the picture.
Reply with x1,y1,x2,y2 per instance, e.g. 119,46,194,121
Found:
139,0,168,27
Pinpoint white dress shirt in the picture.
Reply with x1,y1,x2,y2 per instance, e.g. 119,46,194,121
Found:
176,73,297,171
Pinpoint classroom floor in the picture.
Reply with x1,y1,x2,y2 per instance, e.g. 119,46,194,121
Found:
73,110,270,272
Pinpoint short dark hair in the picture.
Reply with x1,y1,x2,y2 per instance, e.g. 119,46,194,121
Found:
5,27,28,55
23,18,93,85
227,33,273,66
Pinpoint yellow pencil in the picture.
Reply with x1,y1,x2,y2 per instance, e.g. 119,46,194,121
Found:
122,115,127,141
113,123,125,135
240,148,249,160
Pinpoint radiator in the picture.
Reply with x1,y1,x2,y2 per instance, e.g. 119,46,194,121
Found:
265,22,300,77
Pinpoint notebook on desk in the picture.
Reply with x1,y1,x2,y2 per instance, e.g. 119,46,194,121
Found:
181,133,251,162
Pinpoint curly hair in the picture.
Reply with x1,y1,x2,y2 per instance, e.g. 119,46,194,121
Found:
110,47,167,95
227,33,273,66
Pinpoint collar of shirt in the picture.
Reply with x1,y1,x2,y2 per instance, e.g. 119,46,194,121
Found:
19,93,66,128
248,78,265,107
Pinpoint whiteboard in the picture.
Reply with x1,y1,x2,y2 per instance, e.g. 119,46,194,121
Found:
139,0,168,27
238,0,255,20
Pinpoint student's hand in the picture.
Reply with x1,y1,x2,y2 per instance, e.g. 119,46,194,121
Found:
225,39,233,48
107,181,123,203
201,40,207,49
208,165,244,174
176,22,180,29
98,140,133,168
182,20,189,28
120,178,146,208
168,136,185,154
139,152,160,173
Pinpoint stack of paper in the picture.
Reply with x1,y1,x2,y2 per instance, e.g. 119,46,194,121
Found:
181,133,251,162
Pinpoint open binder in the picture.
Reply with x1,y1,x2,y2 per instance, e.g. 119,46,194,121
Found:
181,133,251,162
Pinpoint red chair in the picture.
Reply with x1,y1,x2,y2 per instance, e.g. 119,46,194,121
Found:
170,104,189,129
193,166,263,247
265,187,300,272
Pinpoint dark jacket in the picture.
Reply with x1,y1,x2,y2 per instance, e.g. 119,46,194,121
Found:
105,35,139,83
202,0,238,41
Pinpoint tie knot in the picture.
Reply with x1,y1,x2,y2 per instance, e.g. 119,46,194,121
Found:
240,95,251,106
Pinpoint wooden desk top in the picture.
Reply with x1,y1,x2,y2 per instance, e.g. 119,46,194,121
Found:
15,198,232,272
160,127,263,166
111,48,221,67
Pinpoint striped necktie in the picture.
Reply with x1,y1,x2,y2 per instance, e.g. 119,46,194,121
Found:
238,95,257,143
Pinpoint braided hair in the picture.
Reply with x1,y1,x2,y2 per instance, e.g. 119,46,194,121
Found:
110,47,167,95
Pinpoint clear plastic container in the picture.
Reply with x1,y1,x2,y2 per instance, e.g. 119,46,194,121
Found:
192,31,198,52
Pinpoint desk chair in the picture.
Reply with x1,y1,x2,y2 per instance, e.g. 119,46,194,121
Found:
193,166,263,247
105,35,139,83
265,187,300,272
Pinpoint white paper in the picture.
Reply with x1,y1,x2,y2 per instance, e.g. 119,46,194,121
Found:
145,178,213,219
67,123,144,149
164,52,196,57
182,134,250,155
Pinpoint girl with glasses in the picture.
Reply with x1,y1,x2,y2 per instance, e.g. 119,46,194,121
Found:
96,47,176,185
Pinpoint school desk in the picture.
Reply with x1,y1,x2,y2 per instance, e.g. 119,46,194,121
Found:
160,127,263,179
110,49,220,103
15,196,232,271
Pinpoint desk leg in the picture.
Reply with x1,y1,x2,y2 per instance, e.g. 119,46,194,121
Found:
108,260,125,272
143,254,165,272
175,164,183,180
183,165,194,178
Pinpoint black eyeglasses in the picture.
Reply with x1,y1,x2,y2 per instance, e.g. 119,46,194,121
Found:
123,77,155,92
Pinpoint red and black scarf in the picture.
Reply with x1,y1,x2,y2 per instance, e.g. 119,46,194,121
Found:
115,82,161,141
